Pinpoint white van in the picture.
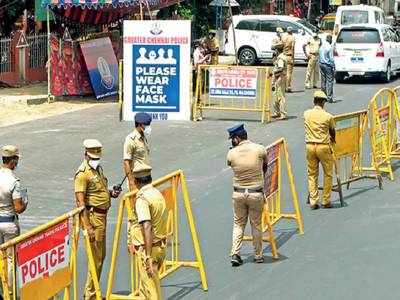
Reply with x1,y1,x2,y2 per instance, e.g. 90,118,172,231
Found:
225,15,318,65
334,5,385,35
333,24,400,82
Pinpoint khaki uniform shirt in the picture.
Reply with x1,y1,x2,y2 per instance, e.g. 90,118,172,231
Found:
130,185,168,246
307,38,320,55
123,129,150,173
0,167,22,217
304,106,335,144
74,160,111,210
227,140,266,189
272,35,283,48
282,34,295,57
273,53,287,78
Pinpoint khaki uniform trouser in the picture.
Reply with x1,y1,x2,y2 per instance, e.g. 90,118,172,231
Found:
231,191,264,259
286,57,294,89
137,245,166,300
84,212,107,300
273,75,287,117
305,54,319,87
306,143,333,206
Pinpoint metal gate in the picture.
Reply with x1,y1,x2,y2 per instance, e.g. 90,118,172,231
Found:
0,37,12,74
27,34,48,69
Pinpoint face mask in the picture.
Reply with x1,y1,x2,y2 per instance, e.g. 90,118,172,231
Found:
144,126,152,137
88,159,100,169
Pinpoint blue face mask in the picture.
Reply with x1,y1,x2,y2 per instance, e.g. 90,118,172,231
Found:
88,159,100,170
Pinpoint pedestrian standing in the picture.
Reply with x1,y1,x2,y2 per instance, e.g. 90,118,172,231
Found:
283,27,295,92
271,27,284,65
74,139,121,300
0,145,27,290
304,91,336,210
303,33,321,89
123,113,152,192
130,165,168,300
227,124,266,266
319,34,335,103
271,43,287,120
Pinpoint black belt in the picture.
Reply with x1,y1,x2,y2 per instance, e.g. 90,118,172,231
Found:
233,187,263,193
0,215,17,223
86,205,108,215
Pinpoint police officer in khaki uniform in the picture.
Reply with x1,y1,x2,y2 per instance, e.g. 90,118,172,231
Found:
226,124,267,266
304,91,336,210
74,139,121,300
129,165,168,300
123,112,152,192
282,27,295,92
271,27,284,65
303,33,321,89
271,43,287,120
208,30,220,65
0,145,27,290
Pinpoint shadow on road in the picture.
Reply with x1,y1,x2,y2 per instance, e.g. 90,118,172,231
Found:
164,281,203,300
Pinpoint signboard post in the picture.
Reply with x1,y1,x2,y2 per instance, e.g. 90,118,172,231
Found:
16,220,71,300
123,20,191,121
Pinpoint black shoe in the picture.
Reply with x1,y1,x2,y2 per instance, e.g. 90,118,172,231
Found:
231,254,243,267
322,202,333,209
253,256,264,263
310,204,320,210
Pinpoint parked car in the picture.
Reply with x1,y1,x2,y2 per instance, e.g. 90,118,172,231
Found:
333,24,400,82
225,15,318,65
320,13,336,35
334,5,385,36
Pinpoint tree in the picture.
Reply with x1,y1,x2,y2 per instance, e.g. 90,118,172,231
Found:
0,0,34,36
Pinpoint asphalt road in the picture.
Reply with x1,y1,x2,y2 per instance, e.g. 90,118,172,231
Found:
2,67,400,300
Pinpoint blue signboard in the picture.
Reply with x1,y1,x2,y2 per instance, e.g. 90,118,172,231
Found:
132,45,180,112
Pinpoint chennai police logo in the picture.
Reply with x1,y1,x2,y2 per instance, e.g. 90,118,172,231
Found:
150,22,163,35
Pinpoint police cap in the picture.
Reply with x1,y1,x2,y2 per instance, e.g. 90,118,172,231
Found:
135,112,152,125
287,26,293,33
227,123,247,139
276,27,283,33
83,139,102,159
1,145,19,158
314,90,327,101
132,163,152,178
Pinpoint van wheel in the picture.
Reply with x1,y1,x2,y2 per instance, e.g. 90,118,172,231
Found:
238,47,257,65
381,63,391,83
335,72,345,83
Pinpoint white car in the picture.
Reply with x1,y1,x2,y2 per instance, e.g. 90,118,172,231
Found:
225,15,318,65
334,24,400,82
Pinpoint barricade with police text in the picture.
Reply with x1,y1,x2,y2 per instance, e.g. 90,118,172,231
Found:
0,207,101,300
106,170,208,300
244,138,304,250
367,88,400,180
193,65,272,123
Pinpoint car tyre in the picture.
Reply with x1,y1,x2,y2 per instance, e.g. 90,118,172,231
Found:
335,72,345,83
381,63,391,83
238,47,257,65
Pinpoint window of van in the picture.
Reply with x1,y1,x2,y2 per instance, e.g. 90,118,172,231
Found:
258,20,277,32
236,20,258,30
278,21,302,33
320,19,335,31
374,11,384,23
341,11,369,25
297,19,317,33
336,28,381,43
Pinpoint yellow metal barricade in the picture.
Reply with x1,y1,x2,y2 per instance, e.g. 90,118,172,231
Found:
391,85,400,152
106,170,208,300
244,138,304,248
0,207,101,300
193,64,272,123
368,88,399,180
330,110,383,204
